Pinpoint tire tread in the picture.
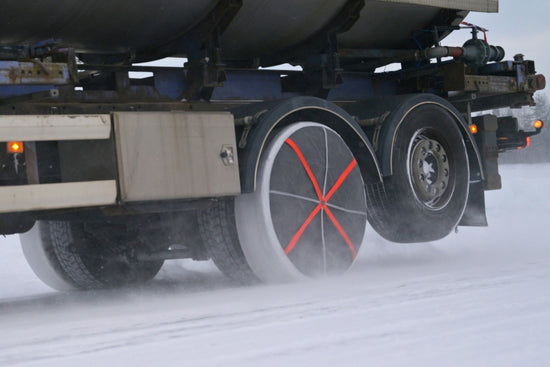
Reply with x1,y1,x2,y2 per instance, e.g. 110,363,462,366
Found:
198,199,259,284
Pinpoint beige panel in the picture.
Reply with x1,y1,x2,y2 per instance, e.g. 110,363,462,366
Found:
114,111,241,202
0,180,117,213
376,0,498,12
0,115,111,141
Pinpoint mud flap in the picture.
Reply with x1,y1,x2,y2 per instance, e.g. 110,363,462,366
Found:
458,181,488,227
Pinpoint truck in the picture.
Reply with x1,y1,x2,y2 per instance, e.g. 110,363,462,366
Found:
0,0,545,290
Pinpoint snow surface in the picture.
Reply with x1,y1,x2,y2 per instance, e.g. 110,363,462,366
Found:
0,164,549,366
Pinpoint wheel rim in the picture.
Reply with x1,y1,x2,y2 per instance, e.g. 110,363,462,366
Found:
407,130,454,210
235,122,367,281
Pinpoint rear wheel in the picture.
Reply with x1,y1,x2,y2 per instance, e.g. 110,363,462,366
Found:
368,103,469,243
20,221,164,291
198,198,259,284
200,122,368,282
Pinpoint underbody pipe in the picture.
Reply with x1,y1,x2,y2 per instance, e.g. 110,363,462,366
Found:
341,40,505,69
417,40,505,67
417,46,464,60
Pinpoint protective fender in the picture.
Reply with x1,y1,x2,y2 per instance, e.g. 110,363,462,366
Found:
234,96,382,193
376,94,483,181
344,93,488,236
343,93,484,182
379,94,487,227
378,94,487,228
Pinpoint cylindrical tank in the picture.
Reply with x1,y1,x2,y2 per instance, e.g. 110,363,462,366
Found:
0,0,479,64
0,1,219,58
220,0,349,59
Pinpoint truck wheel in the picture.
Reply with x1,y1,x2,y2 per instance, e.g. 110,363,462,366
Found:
236,122,367,282
368,103,469,243
199,123,367,283
20,221,163,291
198,198,260,284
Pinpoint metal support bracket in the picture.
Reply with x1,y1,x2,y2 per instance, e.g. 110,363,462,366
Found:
307,0,364,92
446,59,545,113
180,0,242,101
269,0,364,96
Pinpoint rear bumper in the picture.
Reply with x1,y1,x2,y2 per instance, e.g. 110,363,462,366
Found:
0,180,117,213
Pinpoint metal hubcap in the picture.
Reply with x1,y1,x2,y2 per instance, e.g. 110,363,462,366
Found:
409,134,451,209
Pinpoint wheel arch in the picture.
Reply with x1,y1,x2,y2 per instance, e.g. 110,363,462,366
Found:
380,95,488,227
344,93,488,231
378,94,484,182
233,96,383,193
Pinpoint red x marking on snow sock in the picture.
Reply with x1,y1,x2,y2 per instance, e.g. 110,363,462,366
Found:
283,138,357,259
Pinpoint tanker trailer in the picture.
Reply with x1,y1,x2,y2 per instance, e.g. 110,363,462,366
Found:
0,0,545,290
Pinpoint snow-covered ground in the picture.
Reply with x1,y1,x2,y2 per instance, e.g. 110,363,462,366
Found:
0,164,549,367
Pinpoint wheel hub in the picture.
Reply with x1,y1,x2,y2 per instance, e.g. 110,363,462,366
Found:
409,135,451,209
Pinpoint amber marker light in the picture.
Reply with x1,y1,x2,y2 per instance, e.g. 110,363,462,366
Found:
469,124,478,134
7,141,24,154
534,120,544,129
518,137,531,150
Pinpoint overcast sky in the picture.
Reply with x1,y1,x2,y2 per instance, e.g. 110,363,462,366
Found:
447,1,549,84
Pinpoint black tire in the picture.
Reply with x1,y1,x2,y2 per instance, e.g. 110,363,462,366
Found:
20,221,164,291
198,198,259,284
368,103,469,243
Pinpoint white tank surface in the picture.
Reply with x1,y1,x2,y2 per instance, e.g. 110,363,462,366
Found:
0,0,498,63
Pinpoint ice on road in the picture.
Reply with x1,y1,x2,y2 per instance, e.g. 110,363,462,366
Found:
0,164,549,366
